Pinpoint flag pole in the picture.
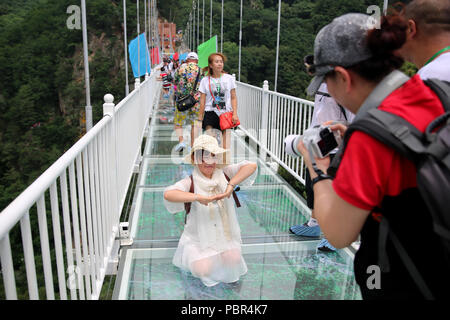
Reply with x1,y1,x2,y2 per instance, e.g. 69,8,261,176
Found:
274,0,281,92
123,0,129,95
238,0,242,82
220,0,223,52
197,0,200,48
137,0,140,82
210,0,212,39
81,0,92,131
202,0,205,43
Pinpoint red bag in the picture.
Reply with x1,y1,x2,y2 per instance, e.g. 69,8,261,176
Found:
219,112,240,130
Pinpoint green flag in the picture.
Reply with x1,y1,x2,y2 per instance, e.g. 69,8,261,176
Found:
197,35,218,68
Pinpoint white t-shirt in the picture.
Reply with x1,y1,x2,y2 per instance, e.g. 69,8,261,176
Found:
199,74,236,115
310,83,355,127
418,51,450,82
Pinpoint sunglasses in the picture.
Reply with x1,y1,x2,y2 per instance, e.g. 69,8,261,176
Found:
194,150,218,163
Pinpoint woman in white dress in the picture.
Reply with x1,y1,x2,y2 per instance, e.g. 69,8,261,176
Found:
163,134,257,286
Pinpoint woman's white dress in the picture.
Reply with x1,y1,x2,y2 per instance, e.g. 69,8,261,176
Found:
163,161,257,286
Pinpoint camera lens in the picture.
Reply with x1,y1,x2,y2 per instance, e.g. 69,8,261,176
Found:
304,54,314,65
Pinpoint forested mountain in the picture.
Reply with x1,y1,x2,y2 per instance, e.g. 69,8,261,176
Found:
160,0,388,95
0,0,137,214
0,0,415,299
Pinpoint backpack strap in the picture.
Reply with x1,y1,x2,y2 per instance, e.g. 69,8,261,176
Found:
423,79,450,113
224,173,241,208
184,175,195,223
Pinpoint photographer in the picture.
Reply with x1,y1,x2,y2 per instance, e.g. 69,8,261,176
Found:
289,56,354,252
295,13,449,299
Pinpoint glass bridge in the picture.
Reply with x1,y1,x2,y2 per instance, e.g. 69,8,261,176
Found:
111,93,362,300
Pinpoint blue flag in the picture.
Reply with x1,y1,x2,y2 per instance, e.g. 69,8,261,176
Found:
128,33,151,77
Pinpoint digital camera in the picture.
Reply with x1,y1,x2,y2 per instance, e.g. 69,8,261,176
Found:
284,125,342,159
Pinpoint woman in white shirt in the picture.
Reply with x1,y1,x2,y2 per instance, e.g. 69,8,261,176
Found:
198,53,239,165
163,134,257,287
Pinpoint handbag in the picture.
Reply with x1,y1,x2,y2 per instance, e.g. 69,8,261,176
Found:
219,111,240,130
208,76,240,130
176,69,201,112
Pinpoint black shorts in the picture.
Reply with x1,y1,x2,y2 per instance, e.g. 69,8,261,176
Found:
202,111,221,131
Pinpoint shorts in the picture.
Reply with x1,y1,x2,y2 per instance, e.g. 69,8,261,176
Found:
202,111,221,131
174,104,200,127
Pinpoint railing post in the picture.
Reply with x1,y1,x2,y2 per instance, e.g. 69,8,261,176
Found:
103,93,117,217
102,94,121,278
103,95,119,225
134,78,141,90
261,80,269,161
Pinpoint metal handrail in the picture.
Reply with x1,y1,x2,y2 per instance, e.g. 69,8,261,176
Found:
0,70,161,300
236,80,314,185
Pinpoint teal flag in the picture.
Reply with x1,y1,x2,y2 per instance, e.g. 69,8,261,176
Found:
179,52,188,62
129,33,151,77
197,35,218,68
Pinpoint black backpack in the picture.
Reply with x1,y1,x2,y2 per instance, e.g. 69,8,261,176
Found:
332,77,450,299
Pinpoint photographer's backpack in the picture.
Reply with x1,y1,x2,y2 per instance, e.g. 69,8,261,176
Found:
332,72,450,299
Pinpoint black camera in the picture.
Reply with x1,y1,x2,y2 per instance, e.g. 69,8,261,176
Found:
285,125,342,159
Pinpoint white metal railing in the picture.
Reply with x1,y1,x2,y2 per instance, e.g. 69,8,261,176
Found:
0,71,161,300
236,80,314,184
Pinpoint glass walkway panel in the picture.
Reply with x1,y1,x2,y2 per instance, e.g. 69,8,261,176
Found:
112,97,362,300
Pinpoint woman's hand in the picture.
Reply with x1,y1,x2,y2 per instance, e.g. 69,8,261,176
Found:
232,112,239,125
223,184,235,198
196,194,221,206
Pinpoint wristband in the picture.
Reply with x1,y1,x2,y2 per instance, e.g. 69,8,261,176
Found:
227,182,236,188
311,169,333,186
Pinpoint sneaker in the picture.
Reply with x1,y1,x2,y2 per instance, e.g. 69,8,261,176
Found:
317,238,336,252
289,223,321,237
174,141,187,152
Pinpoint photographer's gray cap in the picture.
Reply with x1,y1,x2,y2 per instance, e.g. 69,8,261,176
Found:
306,13,375,96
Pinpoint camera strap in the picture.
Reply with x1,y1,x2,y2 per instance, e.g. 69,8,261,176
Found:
309,143,333,185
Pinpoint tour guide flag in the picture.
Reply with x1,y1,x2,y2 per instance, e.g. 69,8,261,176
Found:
129,33,151,77
197,35,218,68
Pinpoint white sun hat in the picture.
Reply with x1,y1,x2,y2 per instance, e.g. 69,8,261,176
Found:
184,134,229,166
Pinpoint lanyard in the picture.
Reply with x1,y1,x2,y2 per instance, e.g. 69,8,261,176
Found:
424,46,450,66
